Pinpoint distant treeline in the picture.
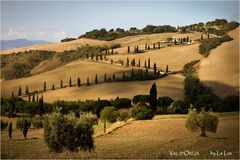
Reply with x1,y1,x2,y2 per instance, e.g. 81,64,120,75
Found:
78,25,177,41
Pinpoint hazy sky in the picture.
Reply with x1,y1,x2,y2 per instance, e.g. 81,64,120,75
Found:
1,1,239,42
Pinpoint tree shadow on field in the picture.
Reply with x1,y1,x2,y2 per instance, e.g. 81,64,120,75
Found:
12,137,39,141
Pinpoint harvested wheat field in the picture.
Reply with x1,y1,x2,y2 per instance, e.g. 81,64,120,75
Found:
109,43,203,71
198,27,239,97
32,74,184,103
1,60,131,97
1,112,239,159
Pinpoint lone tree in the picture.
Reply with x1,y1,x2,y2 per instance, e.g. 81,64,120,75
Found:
127,46,130,53
60,80,63,88
8,122,12,140
69,77,72,87
52,84,55,90
149,83,157,111
43,81,47,92
153,63,157,75
127,57,129,67
18,85,22,96
166,65,169,73
23,119,28,139
95,74,98,84
77,78,81,87
39,96,44,116
148,58,151,69
186,107,218,137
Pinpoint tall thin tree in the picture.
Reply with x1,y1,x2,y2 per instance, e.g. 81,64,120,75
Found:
150,83,157,111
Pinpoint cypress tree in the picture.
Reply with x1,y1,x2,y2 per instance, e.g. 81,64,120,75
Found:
150,83,157,111
148,58,151,69
138,59,141,67
87,77,90,86
39,95,44,116
100,54,103,61
96,54,99,61
146,68,148,79
112,74,115,81
32,93,35,102
105,49,108,54
104,53,107,60
154,63,157,75
207,32,210,39
158,42,161,49
145,44,147,50
140,69,143,80
11,91,14,97
111,59,113,64
127,57,129,67
25,85,29,95
144,60,147,68
186,36,189,42
174,39,177,45
69,77,72,87
60,80,63,88
122,72,125,79
23,119,28,139
8,122,12,140
131,68,134,80
95,74,98,84
52,84,55,90
127,46,130,53
18,85,22,96
158,70,160,77
166,65,169,73
77,78,81,87
153,43,155,49
43,81,46,92
131,58,135,66
148,45,150,50
36,93,39,102
201,34,203,40
91,53,94,60
28,94,31,102
104,74,107,82
136,46,139,53
86,53,89,59
111,49,114,54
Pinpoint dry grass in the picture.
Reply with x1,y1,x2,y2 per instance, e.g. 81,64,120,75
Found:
1,112,239,159
198,27,239,97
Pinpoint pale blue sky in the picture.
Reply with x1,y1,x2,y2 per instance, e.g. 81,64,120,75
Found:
1,1,239,42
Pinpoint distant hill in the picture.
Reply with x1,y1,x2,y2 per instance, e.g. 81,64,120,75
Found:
0,39,51,50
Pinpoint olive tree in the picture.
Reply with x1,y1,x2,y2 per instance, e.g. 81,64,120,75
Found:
186,107,218,137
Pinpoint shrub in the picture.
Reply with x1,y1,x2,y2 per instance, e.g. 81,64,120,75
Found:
114,98,131,109
16,118,31,130
156,96,174,114
43,111,94,152
132,95,150,104
131,105,154,120
32,115,44,129
61,37,77,42
117,109,131,121
199,35,233,57
186,107,218,137
100,107,117,123
170,100,190,114
80,113,98,126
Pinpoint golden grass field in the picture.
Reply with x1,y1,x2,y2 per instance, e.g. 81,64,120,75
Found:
198,28,239,97
1,112,239,159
